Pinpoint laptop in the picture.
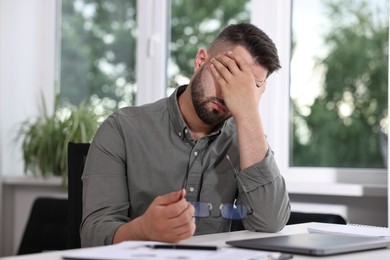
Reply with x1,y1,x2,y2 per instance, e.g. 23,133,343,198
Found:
226,233,390,256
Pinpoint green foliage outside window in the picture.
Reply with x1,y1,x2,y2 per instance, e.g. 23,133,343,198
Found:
60,0,137,111
292,0,388,168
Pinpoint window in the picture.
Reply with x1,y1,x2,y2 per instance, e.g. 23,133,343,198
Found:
252,0,388,186
57,0,389,186
291,0,389,168
60,0,137,113
60,0,252,111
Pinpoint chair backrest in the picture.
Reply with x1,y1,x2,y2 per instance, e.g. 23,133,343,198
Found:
287,211,347,225
67,142,90,249
230,211,346,232
17,197,68,255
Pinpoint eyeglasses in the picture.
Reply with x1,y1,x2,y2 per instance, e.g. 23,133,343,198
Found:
186,155,253,220
190,201,249,220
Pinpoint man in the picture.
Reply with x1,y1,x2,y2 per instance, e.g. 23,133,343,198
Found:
81,23,291,247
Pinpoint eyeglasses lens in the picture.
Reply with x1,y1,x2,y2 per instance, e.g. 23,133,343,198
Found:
190,202,248,219
220,203,248,220
190,201,212,217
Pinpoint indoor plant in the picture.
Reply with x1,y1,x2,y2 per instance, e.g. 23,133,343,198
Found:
17,96,100,184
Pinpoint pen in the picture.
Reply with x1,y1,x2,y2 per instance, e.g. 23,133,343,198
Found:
147,244,218,251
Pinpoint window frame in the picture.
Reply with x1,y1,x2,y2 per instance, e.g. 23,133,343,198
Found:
136,0,169,106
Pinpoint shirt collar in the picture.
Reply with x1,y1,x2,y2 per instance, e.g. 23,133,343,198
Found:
168,85,188,139
167,85,224,141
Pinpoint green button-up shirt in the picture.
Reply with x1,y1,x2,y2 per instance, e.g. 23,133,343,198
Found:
81,85,290,247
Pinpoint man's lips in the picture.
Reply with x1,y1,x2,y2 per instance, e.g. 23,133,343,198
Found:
212,100,227,112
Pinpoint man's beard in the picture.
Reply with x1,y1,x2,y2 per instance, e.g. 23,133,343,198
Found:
190,66,229,126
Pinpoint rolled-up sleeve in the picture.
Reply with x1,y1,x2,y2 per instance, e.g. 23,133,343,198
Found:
237,149,291,232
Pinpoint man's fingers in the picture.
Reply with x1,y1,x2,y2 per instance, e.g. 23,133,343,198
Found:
218,54,241,74
212,52,250,75
153,189,193,220
161,198,189,219
167,202,195,227
173,220,196,238
211,57,232,83
227,51,251,73
141,191,195,243
169,205,196,241
154,189,184,206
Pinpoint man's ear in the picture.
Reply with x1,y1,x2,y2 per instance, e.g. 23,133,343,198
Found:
194,48,209,73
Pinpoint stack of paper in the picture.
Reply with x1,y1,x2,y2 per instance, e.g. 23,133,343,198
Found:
62,241,285,260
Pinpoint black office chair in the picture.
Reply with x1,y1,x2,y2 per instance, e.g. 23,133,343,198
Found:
17,197,68,255
287,211,346,225
67,142,90,249
230,211,346,231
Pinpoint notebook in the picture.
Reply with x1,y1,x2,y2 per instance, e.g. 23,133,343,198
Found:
226,233,390,256
308,223,390,238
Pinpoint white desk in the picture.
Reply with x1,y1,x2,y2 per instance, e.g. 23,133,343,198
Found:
1,223,389,260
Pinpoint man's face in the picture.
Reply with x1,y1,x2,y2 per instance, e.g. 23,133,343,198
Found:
190,46,267,126
190,62,230,126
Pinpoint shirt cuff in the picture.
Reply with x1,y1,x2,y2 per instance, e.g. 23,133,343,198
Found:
236,148,281,192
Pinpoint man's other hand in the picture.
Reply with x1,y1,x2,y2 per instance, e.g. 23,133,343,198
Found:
139,189,196,242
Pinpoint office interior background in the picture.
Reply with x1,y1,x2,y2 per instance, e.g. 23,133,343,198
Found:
0,0,389,256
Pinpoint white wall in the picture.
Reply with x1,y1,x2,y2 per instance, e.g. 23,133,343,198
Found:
0,0,57,256
0,0,57,178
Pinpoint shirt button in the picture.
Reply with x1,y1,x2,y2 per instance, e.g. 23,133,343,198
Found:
194,151,198,156
189,187,195,192
178,132,182,137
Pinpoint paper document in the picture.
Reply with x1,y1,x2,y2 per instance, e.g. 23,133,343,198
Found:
62,241,284,260
308,224,390,238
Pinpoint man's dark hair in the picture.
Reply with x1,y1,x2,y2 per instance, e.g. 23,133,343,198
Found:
209,23,281,77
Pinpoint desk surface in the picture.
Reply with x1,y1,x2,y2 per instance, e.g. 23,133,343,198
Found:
1,223,389,260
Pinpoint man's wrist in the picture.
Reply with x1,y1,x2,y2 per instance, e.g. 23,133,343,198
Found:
113,216,149,243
